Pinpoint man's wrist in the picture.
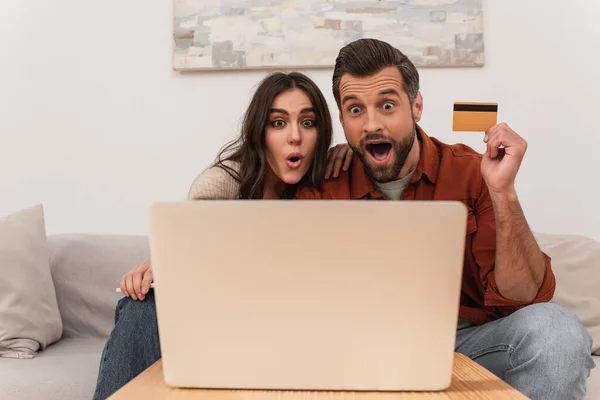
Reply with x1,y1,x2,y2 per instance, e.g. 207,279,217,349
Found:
489,186,518,205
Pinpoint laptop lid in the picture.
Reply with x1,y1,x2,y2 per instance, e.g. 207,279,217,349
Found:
148,200,467,391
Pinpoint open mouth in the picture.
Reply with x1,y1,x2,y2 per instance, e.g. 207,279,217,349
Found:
366,142,392,162
286,154,303,168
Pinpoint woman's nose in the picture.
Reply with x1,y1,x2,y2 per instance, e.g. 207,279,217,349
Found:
288,124,302,145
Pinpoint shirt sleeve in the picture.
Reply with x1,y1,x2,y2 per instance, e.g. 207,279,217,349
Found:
187,162,240,200
471,179,556,316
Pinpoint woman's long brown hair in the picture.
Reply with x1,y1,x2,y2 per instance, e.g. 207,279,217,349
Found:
213,72,333,199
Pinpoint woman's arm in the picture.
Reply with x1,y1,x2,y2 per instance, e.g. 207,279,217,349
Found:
187,161,241,200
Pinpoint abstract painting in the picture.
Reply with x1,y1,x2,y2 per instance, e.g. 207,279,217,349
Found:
173,0,484,71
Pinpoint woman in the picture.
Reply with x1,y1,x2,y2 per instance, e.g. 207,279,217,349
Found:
190,70,341,200
93,71,352,400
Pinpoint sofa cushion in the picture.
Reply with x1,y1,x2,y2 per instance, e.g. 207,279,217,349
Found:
48,234,150,339
588,356,600,400
0,337,106,399
535,233,600,355
0,204,62,359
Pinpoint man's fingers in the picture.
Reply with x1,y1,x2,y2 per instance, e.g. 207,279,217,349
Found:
485,124,507,156
486,131,507,159
485,124,526,158
484,123,501,143
486,143,499,159
141,269,153,296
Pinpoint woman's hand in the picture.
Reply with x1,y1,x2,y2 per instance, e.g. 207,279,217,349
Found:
325,144,353,179
120,261,153,301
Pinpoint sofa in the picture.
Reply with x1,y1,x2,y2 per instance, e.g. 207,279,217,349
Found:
0,222,599,398
0,234,151,399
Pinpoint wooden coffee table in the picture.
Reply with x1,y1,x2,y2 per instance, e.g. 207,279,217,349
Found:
109,353,527,399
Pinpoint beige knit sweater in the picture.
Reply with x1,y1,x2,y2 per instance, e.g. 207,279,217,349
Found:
187,160,241,200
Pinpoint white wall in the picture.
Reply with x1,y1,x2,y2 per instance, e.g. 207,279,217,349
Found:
1,0,599,240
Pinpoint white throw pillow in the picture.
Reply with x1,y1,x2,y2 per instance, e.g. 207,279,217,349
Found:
0,204,62,358
535,232,600,355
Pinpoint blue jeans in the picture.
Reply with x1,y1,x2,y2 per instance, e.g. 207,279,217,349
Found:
455,303,595,399
93,294,595,400
93,291,161,400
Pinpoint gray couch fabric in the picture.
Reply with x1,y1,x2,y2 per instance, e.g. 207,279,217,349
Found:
47,234,150,339
591,364,600,400
0,234,149,399
0,338,106,399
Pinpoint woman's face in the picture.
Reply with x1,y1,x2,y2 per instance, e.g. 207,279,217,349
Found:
265,88,319,185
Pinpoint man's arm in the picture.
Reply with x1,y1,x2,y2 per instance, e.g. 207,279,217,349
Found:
479,122,555,304
490,190,547,302
471,177,555,315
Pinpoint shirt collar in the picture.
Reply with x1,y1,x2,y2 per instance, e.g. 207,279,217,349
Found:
349,125,440,199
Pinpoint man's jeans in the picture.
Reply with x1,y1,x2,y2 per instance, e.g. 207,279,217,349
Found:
456,303,595,399
93,292,595,400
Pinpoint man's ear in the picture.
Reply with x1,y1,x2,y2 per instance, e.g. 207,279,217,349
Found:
339,111,343,126
412,92,423,122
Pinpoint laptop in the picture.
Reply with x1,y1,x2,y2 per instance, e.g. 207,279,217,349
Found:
148,200,467,392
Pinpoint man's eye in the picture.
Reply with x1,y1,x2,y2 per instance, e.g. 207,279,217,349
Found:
349,106,361,114
383,102,394,110
271,120,286,128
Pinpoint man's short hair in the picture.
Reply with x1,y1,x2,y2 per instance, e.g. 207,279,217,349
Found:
332,38,420,109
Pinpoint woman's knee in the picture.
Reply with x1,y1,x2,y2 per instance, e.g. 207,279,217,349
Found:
115,291,158,327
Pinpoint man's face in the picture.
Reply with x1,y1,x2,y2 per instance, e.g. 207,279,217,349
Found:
338,66,423,182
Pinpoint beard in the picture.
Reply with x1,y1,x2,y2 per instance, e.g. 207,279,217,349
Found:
350,125,417,183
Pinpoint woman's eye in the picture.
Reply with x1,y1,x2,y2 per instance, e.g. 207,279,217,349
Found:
271,120,286,128
383,102,394,110
302,119,316,127
349,106,361,115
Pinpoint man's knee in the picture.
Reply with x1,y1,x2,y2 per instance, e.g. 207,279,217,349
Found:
511,303,592,359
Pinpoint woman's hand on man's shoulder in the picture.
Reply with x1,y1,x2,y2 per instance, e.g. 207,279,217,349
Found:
325,144,353,179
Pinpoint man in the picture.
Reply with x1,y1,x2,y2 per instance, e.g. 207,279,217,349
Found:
296,38,595,399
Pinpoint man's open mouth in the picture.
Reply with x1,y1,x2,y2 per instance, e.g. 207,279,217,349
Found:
366,142,392,162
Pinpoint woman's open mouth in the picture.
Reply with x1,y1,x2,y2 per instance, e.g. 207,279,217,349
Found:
365,142,392,164
286,154,303,169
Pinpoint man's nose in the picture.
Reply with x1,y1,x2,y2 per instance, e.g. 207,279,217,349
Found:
363,109,384,133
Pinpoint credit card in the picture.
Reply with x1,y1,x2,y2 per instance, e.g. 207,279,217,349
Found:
452,102,498,132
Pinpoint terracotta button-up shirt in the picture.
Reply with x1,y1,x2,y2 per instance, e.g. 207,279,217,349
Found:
295,126,555,326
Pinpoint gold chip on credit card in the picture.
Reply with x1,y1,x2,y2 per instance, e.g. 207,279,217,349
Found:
452,102,498,132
